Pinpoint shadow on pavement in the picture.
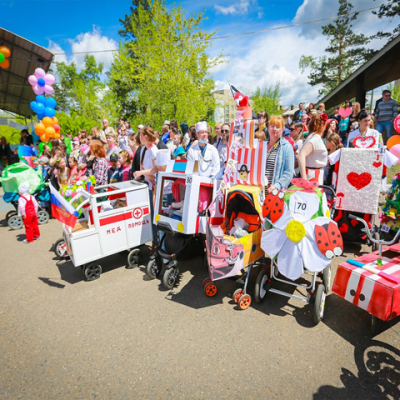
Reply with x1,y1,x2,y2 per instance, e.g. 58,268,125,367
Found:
313,340,400,399
38,277,66,289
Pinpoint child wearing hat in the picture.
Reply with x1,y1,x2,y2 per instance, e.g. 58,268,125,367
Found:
108,153,123,184
18,182,40,243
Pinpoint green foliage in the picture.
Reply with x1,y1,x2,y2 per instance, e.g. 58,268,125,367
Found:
387,82,400,103
372,0,400,42
109,0,223,127
0,125,20,144
251,84,282,116
299,0,376,96
52,55,120,125
56,111,99,136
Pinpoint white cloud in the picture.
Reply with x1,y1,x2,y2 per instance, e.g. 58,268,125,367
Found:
49,27,118,74
215,0,251,15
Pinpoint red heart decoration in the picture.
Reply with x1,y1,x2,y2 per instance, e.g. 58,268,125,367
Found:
337,192,345,197
373,161,382,168
347,172,372,190
353,136,376,149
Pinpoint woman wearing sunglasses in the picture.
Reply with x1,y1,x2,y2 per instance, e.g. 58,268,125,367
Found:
214,123,229,167
255,111,269,142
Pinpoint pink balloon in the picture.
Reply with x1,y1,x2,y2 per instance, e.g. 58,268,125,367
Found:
44,85,54,94
28,75,37,86
44,74,55,85
33,85,44,95
394,115,400,134
389,144,400,161
35,68,46,78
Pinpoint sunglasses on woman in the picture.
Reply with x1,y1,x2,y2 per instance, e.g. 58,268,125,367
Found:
221,129,229,133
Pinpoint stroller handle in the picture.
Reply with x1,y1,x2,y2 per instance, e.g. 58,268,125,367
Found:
318,185,336,198
348,214,400,247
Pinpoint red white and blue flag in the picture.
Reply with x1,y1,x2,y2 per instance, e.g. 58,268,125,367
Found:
49,183,79,228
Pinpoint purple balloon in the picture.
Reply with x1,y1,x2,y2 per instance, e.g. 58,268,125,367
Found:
38,78,45,87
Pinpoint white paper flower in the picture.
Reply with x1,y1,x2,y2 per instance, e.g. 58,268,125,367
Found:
261,191,342,281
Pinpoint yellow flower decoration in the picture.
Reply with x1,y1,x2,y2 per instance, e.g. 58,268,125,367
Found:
285,220,306,243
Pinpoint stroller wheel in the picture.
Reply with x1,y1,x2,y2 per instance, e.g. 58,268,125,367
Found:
127,248,141,269
162,267,179,290
203,278,212,288
146,258,162,279
84,263,102,281
238,294,252,310
233,288,244,304
54,238,68,259
322,266,332,293
313,284,326,324
38,210,49,225
204,282,217,297
6,210,16,220
254,268,271,304
8,215,23,230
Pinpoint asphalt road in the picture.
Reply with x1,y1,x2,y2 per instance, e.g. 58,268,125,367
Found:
0,212,399,399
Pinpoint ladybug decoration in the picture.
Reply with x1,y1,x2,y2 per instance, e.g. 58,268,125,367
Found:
262,188,285,223
290,178,319,193
314,221,343,259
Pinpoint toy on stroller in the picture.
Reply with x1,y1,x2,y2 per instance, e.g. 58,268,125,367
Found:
203,185,266,310
5,185,50,230
257,179,343,324
146,162,223,290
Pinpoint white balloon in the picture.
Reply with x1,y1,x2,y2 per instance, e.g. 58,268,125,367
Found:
35,68,46,78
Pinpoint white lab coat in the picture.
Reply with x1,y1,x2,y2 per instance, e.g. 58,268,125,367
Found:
187,143,220,178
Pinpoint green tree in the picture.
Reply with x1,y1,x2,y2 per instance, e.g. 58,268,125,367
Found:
299,0,375,96
251,84,282,116
372,0,400,42
109,0,223,127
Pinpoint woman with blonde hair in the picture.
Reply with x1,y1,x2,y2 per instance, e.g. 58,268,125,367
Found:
264,115,295,194
298,113,328,184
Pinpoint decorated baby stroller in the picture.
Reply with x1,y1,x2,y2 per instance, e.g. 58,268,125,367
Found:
0,162,50,230
146,160,223,289
256,179,344,324
203,185,266,310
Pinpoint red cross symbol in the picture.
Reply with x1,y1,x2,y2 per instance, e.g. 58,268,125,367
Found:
133,208,143,219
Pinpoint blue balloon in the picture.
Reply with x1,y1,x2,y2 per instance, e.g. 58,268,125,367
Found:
38,78,45,87
36,103,45,114
30,101,37,111
36,95,46,105
45,97,57,109
37,113,45,120
44,107,55,118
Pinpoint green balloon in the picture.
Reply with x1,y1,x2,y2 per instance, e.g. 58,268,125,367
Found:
0,53,4,63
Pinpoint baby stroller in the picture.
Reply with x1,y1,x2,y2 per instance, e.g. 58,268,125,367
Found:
146,168,221,290
4,184,50,230
256,179,343,324
203,185,266,310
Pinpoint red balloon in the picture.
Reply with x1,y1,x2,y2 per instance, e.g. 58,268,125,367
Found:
394,115,400,134
53,124,60,133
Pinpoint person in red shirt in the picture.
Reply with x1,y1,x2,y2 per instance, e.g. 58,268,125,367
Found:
18,182,40,243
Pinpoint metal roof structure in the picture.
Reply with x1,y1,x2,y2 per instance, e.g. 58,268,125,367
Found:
319,34,400,108
0,28,54,118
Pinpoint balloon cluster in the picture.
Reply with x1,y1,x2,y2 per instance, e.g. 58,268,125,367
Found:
35,116,60,142
30,95,57,120
0,46,11,69
28,68,55,95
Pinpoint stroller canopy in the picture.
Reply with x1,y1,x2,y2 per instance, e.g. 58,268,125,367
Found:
0,162,42,195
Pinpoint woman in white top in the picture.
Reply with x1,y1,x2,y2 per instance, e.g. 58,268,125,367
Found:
135,126,159,246
347,109,382,149
298,113,328,185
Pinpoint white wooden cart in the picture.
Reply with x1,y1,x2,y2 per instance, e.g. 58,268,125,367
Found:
54,181,152,280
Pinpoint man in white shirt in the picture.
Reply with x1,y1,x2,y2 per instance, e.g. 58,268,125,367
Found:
187,121,220,178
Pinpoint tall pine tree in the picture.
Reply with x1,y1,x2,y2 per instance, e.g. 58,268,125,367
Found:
372,0,400,42
299,0,375,96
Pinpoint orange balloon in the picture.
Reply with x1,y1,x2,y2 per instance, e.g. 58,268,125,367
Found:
54,133,60,139
42,117,53,128
35,123,45,135
0,46,11,58
45,127,56,137
40,134,48,142
52,116,58,124
387,135,400,150
0,59,10,69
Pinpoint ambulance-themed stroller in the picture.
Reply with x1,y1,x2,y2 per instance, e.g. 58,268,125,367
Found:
203,185,266,310
146,161,222,290
256,179,343,324
5,185,50,230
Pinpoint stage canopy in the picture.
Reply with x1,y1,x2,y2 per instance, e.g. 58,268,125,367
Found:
0,28,54,118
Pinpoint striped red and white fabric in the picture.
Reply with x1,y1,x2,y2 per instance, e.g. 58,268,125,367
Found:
227,140,267,186
228,120,258,149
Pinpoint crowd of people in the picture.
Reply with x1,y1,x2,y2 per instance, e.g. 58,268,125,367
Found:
1,89,398,245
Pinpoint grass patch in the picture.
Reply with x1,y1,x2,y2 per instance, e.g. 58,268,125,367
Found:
386,163,400,184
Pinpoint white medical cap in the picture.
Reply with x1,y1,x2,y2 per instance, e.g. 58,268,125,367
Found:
195,121,207,133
